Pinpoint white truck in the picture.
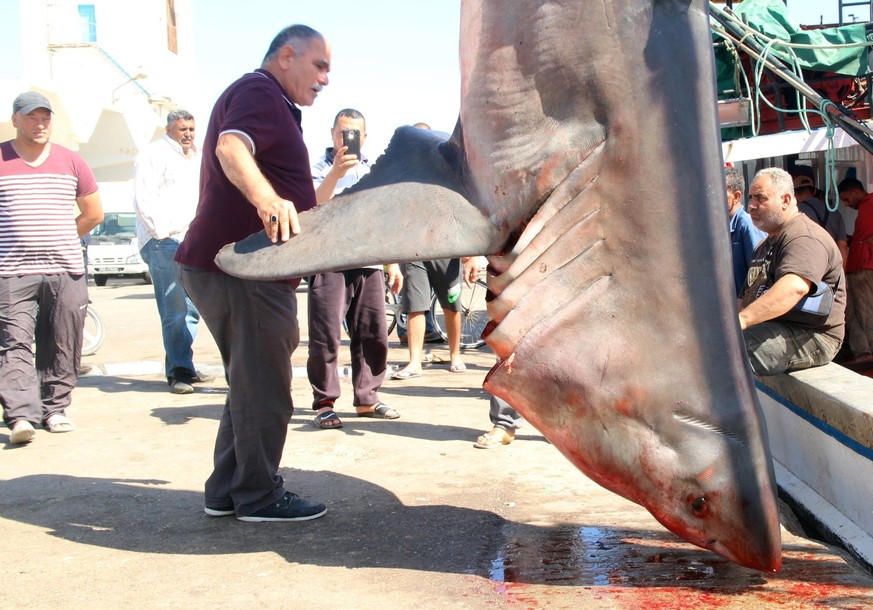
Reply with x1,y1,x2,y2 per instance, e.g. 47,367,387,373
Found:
86,181,151,286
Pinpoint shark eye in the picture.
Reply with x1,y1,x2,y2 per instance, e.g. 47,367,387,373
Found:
691,496,708,517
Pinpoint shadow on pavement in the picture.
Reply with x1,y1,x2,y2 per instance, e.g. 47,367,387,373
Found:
0,472,861,593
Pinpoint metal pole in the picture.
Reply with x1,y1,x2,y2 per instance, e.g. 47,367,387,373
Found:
710,3,873,154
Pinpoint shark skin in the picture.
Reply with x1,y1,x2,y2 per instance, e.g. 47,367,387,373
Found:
216,0,782,571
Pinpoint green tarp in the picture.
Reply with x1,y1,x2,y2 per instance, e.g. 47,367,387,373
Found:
714,0,870,100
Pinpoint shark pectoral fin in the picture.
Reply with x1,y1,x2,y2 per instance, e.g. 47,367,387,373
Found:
215,125,504,280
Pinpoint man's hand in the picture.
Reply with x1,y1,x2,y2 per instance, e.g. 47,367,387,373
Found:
386,263,403,294
331,145,359,176
258,200,300,243
461,256,483,288
315,145,360,204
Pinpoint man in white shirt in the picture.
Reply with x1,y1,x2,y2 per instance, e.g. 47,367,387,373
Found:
134,110,213,394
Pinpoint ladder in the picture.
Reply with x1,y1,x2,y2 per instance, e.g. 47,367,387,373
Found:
839,0,873,24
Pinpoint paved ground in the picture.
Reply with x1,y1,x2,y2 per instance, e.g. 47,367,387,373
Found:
3,280,873,609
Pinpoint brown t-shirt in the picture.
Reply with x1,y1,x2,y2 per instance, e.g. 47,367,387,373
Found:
741,213,845,341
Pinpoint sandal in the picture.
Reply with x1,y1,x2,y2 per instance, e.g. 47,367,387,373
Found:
474,428,514,449
44,414,76,434
449,362,467,373
356,402,400,419
389,369,421,380
312,409,343,430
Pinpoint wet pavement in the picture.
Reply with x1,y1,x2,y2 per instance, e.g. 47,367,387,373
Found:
3,280,873,609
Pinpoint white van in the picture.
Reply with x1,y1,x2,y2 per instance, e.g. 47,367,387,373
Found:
87,181,151,286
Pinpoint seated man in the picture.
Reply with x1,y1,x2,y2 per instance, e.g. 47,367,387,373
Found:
739,168,846,376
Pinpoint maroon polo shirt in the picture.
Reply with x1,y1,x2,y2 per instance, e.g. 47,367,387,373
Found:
176,69,317,274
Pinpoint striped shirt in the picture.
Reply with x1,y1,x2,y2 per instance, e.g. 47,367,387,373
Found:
0,141,98,276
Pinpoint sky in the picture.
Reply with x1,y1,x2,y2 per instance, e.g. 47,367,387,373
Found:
189,0,854,156
0,0,865,158
188,0,463,157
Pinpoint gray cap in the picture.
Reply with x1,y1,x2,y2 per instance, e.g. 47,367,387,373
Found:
13,91,53,115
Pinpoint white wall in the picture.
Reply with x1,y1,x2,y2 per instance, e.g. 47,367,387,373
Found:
12,0,194,181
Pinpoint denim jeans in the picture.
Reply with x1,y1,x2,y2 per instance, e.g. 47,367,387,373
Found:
140,238,200,379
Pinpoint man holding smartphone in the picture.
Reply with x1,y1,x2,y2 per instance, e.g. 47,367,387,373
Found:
308,108,403,429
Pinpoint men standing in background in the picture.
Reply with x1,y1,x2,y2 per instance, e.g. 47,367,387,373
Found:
838,177,873,369
308,108,402,429
792,169,848,269
134,109,213,394
726,166,766,297
0,91,103,444
391,122,466,380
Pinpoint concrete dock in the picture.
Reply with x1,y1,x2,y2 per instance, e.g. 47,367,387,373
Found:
3,280,873,609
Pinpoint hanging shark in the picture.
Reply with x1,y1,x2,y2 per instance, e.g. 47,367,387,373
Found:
215,0,782,572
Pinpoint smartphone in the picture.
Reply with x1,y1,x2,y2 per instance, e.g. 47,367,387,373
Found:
341,128,361,160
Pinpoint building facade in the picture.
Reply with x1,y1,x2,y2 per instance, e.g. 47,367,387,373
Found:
3,0,194,182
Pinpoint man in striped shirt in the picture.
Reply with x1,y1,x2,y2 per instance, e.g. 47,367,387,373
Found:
0,91,103,445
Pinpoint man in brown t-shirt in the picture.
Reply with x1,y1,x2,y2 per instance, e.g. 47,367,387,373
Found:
739,168,846,376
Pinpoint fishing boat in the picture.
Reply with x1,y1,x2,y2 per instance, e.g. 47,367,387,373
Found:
713,0,873,572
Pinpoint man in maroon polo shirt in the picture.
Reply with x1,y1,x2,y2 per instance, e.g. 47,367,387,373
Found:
176,25,331,522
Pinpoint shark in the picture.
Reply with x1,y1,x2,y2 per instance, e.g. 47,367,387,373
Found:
215,0,782,572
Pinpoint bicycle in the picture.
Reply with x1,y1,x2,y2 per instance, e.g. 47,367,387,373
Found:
31,301,104,358
82,301,105,356
338,271,401,337
395,276,489,350
341,270,489,350
384,282,401,336
429,277,489,349
78,242,106,357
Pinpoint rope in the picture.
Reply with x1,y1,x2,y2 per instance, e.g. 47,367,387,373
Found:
712,8,861,212
818,100,842,212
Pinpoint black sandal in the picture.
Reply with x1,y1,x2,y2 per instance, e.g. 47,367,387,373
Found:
313,409,343,429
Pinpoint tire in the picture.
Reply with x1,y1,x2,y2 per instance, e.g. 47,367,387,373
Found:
143,271,153,285
431,279,489,349
82,305,105,356
94,275,108,287
396,309,407,332
385,285,400,336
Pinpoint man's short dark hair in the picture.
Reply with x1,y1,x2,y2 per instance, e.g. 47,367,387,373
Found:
166,109,194,126
838,177,864,193
724,166,744,194
333,108,365,130
263,25,322,62
790,165,815,181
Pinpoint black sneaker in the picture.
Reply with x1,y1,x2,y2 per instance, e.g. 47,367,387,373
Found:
237,491,327,522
